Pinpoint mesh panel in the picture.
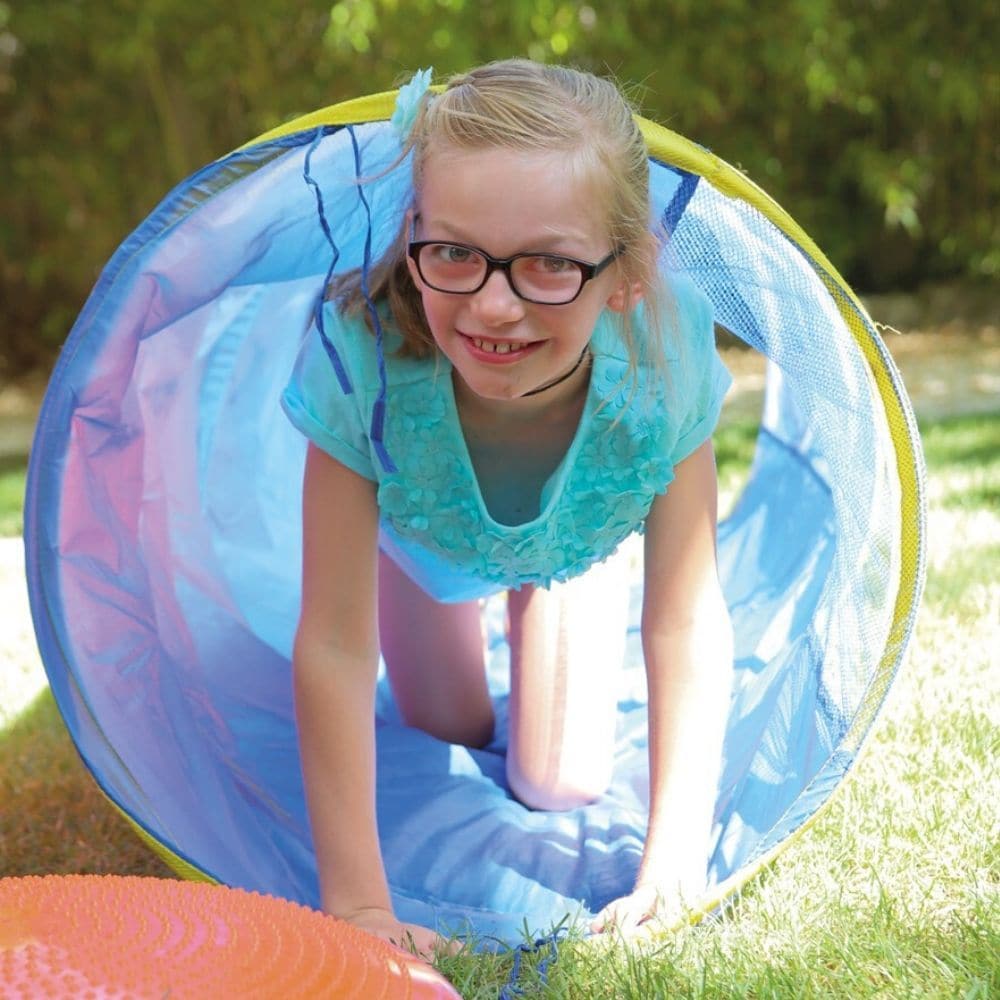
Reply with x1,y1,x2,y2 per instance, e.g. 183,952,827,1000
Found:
657,165,915,867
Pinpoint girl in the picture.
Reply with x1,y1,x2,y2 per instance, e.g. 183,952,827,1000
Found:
282,59,734,953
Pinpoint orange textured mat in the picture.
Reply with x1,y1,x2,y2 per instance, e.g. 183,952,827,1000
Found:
0,874,461,998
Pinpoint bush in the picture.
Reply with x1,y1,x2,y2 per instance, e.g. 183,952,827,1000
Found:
1,1,995,374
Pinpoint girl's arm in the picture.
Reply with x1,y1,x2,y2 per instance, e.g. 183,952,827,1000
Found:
593,438,734,933
294,443,443,954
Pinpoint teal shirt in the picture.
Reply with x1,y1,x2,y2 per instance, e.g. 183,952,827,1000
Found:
282,275,731,601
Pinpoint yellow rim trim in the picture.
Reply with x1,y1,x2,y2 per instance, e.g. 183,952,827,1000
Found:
240,90,408,149
109,796,217,884
121,90,923,923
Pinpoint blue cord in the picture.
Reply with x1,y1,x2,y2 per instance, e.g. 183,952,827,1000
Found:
302,127,352,396
498,930,564,999
347,124,397,474
303,124,397,473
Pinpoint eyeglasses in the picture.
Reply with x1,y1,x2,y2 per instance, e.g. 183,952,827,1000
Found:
407,239,620,305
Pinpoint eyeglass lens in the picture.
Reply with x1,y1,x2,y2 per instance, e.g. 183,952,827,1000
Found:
416,244,583,303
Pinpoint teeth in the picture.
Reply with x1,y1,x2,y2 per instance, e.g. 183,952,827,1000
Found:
472,337,527,354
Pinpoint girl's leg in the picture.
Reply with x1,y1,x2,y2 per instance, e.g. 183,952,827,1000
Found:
378,550,495,748
506,547,632,811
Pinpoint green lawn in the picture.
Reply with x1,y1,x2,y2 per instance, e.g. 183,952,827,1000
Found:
1,412,997,998
0,457,26,537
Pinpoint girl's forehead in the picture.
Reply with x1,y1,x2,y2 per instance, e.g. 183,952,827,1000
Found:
415,145,612,246
419,143,586,182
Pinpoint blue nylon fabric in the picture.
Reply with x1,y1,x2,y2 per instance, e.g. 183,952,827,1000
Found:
23,119,918,944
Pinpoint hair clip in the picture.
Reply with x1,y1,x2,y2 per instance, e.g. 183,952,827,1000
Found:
390,67,434,142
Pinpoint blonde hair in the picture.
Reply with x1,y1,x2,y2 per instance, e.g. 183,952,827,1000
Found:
334,59,668,383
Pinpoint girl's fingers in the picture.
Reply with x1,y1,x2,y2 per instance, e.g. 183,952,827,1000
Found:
391,924,459,959
343,907,453,960
590,885,668,935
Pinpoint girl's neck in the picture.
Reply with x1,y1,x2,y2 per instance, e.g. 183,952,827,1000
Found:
452,349,593,428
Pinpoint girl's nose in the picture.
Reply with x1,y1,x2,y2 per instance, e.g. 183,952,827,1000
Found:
470,269,526,325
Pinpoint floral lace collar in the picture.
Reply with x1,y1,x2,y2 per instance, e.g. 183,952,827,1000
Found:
376,324,676,590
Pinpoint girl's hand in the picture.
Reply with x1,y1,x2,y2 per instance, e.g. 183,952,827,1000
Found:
590,883,685,939
341,905,454,959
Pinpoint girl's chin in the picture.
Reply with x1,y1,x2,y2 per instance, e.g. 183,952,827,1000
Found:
454,370,529,403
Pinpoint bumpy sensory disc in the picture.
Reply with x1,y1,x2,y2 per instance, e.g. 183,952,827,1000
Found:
0,874,460,998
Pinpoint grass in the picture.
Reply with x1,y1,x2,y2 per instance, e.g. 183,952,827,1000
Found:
0,456,26,537
0,693,176,878
714,418,758,510
1,411,997,997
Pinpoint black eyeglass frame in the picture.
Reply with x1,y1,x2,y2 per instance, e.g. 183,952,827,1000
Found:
406,240,620,305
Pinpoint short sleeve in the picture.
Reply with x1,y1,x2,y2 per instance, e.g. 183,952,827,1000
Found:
669,276,733,464
280,310,377,481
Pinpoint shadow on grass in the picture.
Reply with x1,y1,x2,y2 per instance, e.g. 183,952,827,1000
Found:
918,410,1000,511
919,410,1000,472
0,453,28,476
0,684,174,880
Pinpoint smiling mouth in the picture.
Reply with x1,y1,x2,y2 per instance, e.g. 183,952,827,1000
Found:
468,336,534,354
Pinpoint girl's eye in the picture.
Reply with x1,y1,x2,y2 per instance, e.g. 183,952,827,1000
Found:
529,255,574,273
439,245,474,264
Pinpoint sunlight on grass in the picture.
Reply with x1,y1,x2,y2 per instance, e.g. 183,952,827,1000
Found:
0,537,47,731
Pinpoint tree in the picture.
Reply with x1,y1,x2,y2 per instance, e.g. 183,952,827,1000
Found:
1,0,995,374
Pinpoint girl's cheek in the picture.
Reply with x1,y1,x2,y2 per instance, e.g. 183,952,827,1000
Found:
421,300,451,344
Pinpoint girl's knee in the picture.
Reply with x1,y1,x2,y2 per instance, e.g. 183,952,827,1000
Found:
402,704,495,750
505,755,610,812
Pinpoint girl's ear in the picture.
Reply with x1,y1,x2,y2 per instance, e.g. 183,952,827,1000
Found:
403,209,424,290
605,234,655,313
605,278,644,314
405,253,423,291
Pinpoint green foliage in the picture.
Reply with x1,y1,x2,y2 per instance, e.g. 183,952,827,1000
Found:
1,1,996,373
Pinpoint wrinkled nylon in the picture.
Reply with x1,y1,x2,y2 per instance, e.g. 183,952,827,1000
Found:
25,120,917,943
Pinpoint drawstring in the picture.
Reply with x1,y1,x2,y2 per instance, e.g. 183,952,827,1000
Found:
348,126,397,474
498,929,565,999
303,128,351,395
303,125,397,474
